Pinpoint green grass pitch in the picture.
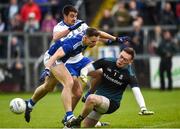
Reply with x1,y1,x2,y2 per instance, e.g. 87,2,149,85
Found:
0,89,180,128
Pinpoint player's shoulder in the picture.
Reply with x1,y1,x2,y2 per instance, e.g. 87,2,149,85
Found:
126,65,136,76
104,57,117,63
76,19,88,27
97,58,116,65
64,34,83,44
54,21,67,28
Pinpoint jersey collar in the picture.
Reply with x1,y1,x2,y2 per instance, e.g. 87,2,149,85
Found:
62,20,71,27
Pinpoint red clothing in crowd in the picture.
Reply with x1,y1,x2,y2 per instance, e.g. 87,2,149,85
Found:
176,3,180,17
20,2,41,22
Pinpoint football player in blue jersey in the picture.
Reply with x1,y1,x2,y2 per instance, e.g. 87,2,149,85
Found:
24,5,84,124
24,5,129,126
67,47,154,128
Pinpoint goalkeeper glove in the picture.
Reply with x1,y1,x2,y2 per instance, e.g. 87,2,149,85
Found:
107,36,131,45
116,36,131,44
39,68,50,82
80,74,88,84
139,107,154,115
68,21,84,31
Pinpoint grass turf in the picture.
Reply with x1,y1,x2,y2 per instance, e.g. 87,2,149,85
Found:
0,89,180,128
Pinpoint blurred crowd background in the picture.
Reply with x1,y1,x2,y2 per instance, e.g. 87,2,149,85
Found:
0,0,179,92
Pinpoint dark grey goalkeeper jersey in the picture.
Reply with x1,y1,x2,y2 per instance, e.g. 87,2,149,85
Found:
92,58,139,106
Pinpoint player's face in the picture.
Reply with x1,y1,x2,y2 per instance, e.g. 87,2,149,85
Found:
116,51,133,68
64,12,78,25
84,36,99,48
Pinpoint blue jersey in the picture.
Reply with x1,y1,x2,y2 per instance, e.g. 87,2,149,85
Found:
48,34,87,63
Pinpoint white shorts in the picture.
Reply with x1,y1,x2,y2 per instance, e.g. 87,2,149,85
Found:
43,51,62,66
87,96,110,121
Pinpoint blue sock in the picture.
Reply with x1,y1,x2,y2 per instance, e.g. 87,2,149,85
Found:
29,99,35,106
66,111,73,117
85,90,91,98
28,99,35,108
66,111,74,121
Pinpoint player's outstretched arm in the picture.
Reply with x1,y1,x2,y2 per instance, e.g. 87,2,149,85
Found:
53,21,85,41
53,29,70,41
132,87,154,115
45,47,65,69
39,48,66,82
98,30,130,44
98,31,116,41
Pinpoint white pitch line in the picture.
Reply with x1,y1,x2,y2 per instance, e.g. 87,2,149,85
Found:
144,121,180,128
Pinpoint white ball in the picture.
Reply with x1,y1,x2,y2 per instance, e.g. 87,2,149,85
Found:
9,98,26,114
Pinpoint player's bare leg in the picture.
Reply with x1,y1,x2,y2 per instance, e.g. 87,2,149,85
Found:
81,94,102,117
51,64,74,112
82,70,109,127
51,64,76,126
31,74,58,102
71,77,83,111
66,94,103,127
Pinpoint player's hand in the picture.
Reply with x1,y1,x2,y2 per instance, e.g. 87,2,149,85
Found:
80,74,88,84
139,108,154,115
116,36,131,44
39,68,50,82
68,21,85,31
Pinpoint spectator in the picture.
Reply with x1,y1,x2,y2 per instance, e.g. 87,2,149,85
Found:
113,2,131,27
0,38,7,58
11,59,25,91
41,12,57,32
24,12,39,33
0,14,5,32
99,9,114,35
34,0,49,16
174,28,180,52
130,20,145,86
156,30,177,91
148,25,162,55
159,2,176,25
176,2,180,25
4,0,20,27
8,13,24,31
10,36,24,58
142,1,158,25
128,0,139,22
20,0,42,22
130,20,144,54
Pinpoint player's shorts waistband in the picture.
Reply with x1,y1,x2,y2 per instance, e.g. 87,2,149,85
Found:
43,51,63,65
65,53,84,64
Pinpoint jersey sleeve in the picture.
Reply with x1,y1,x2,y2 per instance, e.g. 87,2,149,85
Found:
129,75,139,88
77,19,89,29
48,40,62,55
53,24,67,33
92,58,106,70
127,65,139,88
81,23,89,30
61,41,73,55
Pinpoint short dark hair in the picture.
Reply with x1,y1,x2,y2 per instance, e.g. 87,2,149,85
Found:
123,47,135,60
62,5,78,16
85,28,100,37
